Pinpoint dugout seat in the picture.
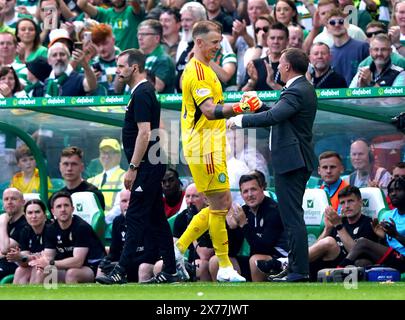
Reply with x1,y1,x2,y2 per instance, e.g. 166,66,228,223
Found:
0,274,14,285
71,192,106,243
302,188,331,246
23,193,41,202
359,187,390,220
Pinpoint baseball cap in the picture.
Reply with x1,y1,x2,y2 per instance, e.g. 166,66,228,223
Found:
99,138,121,152
48,28,74,53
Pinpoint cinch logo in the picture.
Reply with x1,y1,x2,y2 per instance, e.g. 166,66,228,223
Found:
362,199,369,207
76,203,83,212
307,199,314,208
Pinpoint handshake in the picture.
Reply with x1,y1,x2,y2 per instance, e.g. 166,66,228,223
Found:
232,91,263,114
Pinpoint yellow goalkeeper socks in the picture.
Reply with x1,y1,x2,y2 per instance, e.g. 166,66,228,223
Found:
176,207,210,254
209,210,232,268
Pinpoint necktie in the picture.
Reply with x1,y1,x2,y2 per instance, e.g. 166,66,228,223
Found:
101,172,107,188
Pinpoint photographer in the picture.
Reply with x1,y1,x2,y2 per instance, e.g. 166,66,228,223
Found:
339,177,405,273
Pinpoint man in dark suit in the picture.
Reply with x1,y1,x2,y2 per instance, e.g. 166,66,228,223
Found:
228,48,318,282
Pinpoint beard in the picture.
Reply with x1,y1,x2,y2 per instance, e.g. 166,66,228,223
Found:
54,62,67,76
181,29,192,43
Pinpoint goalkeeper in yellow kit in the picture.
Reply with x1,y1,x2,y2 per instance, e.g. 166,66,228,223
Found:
175,20,262,282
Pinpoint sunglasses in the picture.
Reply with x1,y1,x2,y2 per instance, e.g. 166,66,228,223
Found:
366,30,385,38
255,26,270,33
328,18,345,26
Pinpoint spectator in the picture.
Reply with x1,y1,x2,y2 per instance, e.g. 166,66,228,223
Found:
337,0,372,32
345,139,391,193
358,22,405,70
90,23,121,95
96,189,157,282
339,177,405,272
7,199,48,284
24,56,52,97
230,173,288,282
202,0,233,37
388,1,405,57
318,151,349,210
29,191,106,283
350,34,405,88
137,19,175,93
15,18,47,64
0,65,26,97
288,24,304,49
159,8,181,64
327,8,369,85
10,144,52,194
37,0,75,46
88,138,125,217
56,146,105,211
0,188,28,281
45,42,97,96
307,42,347,88
0,32,28,84
77,0,144,51
242,22,288,91
161,168,185,218
302,0,367,54
233,0,270,87
273,0,300,28
242,15,273,74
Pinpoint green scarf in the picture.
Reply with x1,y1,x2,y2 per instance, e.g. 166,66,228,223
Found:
24,81,43,95
45,73,68,97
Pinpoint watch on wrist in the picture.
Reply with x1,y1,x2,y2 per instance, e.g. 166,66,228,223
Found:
49,259,55,266
21,256,28,263
335,224,344,231
255,45,263,50
395,43,402,50
129,163,139,171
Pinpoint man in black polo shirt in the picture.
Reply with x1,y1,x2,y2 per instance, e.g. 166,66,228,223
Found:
0,188,28,280
96,49,178,284
29,191,105,283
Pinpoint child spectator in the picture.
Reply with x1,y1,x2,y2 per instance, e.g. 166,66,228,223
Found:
25,56,52,97
10,144,52,194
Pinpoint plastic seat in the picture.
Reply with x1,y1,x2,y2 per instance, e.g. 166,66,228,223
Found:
302,189,331,246
359,187,390,220
71,192,106,243
0,274,14,284
23,193,41,202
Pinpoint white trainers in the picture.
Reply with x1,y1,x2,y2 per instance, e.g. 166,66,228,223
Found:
174,244,189,281
217,267,246,282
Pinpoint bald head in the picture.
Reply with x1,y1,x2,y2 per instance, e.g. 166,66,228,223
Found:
185,183,207,211
2,188,24,217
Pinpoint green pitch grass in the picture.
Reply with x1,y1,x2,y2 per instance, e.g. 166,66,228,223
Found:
0,282,404,300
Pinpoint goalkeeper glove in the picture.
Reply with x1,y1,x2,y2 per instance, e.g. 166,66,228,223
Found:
232,96,262,114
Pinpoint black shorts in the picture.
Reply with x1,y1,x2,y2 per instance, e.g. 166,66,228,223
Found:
377,247,405,273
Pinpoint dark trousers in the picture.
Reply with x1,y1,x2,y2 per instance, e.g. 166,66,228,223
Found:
119,163,176,274
274,167,311,275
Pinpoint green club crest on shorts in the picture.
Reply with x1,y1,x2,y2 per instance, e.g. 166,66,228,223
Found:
218,173,226,183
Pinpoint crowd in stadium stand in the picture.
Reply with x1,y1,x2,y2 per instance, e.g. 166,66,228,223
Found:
0,0,405,284
0,0,403,98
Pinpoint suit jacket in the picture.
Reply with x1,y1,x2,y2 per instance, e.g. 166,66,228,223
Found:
242,76,317,174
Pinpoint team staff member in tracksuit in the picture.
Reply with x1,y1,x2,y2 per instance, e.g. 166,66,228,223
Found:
96,49,178,284
230,173,289,281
